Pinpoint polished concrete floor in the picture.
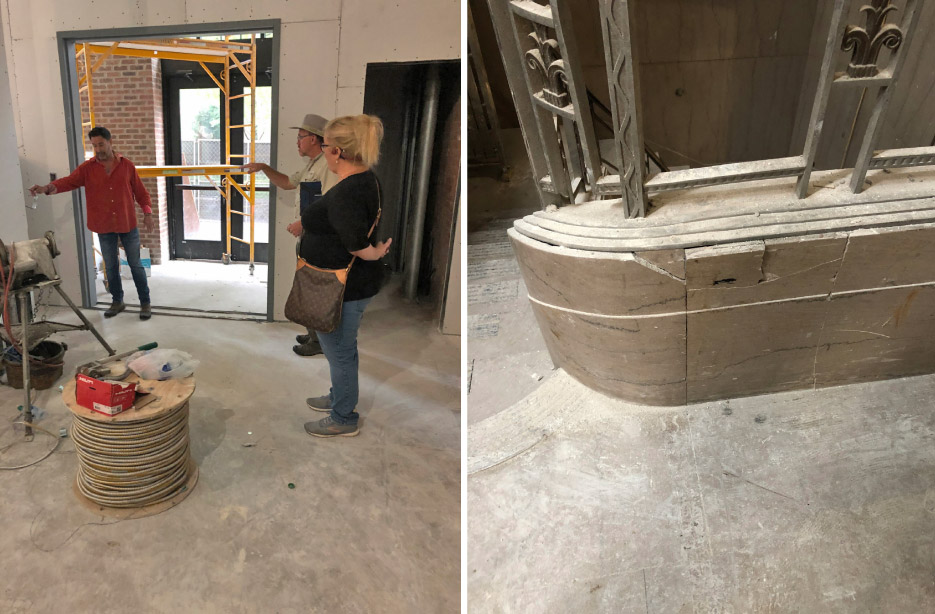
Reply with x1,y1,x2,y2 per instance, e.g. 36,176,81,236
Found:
0,284,460,613
467,129,935,612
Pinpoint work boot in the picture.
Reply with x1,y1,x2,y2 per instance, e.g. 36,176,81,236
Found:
296,333,312,344
306,395,332,412
304,416,359,438
104,301,126,318
293,339,323,357
139,304,152,320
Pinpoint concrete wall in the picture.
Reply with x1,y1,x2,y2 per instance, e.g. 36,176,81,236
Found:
0,0,459,317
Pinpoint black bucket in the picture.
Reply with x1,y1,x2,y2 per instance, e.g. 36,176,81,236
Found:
2,340,66,390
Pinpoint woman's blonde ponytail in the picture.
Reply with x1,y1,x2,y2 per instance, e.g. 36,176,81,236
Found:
325,114,384,169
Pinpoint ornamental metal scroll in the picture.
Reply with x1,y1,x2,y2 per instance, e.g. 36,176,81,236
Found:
842,0,904,78
489,0,603,205
524,24,570,108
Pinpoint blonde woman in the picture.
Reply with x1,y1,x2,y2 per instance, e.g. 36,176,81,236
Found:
302,115,392,438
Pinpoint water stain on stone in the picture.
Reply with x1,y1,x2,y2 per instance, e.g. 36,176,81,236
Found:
754,415,767,424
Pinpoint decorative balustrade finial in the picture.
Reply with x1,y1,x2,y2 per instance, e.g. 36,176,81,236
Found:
842,0,904,78
524,23,569,107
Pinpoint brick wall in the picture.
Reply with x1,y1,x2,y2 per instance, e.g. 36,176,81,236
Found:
80,56,166,264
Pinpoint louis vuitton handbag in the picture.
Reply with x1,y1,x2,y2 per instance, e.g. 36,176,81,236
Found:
284,180,381,333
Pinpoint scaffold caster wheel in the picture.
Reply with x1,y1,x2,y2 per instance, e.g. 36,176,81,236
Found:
222,253,231,265
249,263,255,276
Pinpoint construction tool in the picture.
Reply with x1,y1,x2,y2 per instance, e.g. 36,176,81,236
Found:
76,342,158,380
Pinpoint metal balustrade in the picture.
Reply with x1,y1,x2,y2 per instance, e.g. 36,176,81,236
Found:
487,0,933,217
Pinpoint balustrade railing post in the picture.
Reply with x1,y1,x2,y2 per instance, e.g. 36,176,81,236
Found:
599,0,647,218
848,0,922,193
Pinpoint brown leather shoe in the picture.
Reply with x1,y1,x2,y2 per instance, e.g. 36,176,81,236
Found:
104,301,125,318
140,304,152,320
293,340,323,357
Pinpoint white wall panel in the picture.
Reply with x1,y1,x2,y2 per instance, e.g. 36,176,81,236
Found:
337,0,460,90
271,19,340,318
7,0,147,37
336,85,363,115
0,14,26,240
138,0,188,28
184,0,340,25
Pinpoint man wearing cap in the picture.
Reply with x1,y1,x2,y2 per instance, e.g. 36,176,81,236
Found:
244,114,338,357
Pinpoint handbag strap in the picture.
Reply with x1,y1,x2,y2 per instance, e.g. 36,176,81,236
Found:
345,175,382,274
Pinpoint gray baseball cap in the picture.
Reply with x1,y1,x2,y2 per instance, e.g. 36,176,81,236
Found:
290,114,329,137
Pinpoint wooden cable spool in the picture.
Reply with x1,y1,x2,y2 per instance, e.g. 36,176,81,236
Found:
62,374,198,518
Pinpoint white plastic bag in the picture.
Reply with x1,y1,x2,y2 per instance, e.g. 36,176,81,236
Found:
127,349,199,380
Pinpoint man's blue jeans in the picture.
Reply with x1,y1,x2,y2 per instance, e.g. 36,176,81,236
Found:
98,228,150,304
315,297,372,425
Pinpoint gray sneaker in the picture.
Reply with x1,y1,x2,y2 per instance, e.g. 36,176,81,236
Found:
305,416,359,438
104,301,126,318
306,395,332,412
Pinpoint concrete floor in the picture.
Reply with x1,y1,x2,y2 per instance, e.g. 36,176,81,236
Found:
468,371,935,612
0,283,460,613
94,260,268,316
467,129,553,425
467,130,935,611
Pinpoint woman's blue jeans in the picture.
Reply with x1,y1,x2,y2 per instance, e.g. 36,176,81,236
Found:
315,297,372,425
98,228,150,304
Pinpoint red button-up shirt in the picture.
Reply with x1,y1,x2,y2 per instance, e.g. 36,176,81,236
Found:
51,154,152,234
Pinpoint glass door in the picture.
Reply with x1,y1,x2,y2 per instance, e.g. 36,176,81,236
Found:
166,76,226,260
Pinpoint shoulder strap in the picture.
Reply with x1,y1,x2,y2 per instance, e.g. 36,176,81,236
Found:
366,175,382,239
345,174,383,273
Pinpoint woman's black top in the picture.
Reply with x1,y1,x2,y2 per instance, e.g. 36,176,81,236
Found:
300,170,384,302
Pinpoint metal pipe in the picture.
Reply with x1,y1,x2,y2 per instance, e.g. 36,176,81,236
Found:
19,292,33,440
403,64,441,300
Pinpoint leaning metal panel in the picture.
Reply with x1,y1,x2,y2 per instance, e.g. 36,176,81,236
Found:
508,0,575,200
508,0,603,201
485,0,557,208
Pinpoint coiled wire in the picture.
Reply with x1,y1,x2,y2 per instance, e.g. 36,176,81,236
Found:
71,402,191,508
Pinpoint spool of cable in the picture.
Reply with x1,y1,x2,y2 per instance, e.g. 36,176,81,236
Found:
62,376,198,517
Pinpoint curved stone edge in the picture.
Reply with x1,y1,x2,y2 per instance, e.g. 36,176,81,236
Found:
515,207,935,253
534,165,935,231
509,227,688,406
467,370,680,475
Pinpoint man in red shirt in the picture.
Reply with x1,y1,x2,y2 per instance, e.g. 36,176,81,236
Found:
30,126,155,320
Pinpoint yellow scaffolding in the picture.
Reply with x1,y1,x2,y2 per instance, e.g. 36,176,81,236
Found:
76,36,260,273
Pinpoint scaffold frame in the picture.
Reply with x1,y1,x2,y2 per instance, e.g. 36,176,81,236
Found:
76,35,260,273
